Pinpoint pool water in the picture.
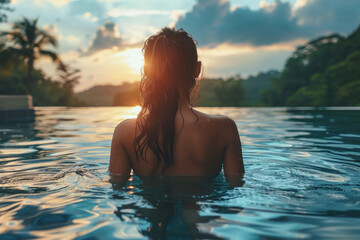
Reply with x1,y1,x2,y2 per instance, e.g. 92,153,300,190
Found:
0,107,359,239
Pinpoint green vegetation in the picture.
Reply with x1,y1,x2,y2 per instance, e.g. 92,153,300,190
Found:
0,17,82,106
113,83,140,106
76,83,140,106
243,70,280,106
263,25,360,106
196,71,279,107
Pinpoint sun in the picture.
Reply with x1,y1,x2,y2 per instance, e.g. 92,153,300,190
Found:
124,105,142,118
119,48,144,74
131,105,142,115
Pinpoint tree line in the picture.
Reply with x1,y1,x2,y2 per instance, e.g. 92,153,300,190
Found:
262,25,360,107
0,17,82,106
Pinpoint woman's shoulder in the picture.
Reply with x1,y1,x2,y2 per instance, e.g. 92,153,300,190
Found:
115,118,136,129
113,118,137,140
194,109,236,127
192,109,238,138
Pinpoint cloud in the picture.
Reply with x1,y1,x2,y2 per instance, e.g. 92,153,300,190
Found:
81,21,140,56
27,0,70,7
67,0,105,18
107,9,172,18
83,12,99,22
66,35,81,43
175,0,360,47
294,0,360,35
41,0,70,7
199,46,292,77
175,0,304,46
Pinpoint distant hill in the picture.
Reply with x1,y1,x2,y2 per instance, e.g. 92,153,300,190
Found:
197,70,280,106
76,82,139,106
77,70,280,107
242,70,280,105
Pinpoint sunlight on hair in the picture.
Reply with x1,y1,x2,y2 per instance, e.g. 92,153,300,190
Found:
119,48,144,74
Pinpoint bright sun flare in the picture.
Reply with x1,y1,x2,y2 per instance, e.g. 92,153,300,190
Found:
132,105,142,115
119,48,144,74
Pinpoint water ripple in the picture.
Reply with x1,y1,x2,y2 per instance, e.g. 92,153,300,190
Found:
0,107,359,239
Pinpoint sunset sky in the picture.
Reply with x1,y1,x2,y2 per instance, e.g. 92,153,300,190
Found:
1,0,360,92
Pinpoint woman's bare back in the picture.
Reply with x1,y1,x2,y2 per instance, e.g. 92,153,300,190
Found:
109,108,244,177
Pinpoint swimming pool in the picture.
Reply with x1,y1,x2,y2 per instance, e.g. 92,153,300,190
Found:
0,107,359,239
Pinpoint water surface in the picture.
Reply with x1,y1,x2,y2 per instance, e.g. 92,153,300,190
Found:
0,107,359,239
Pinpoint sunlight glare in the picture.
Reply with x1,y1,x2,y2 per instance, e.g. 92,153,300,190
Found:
131,105,142,115
120,48,144,74
123,105,142,119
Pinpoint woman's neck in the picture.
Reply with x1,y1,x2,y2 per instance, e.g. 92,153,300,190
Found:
176,99,198,124
177,98,192,112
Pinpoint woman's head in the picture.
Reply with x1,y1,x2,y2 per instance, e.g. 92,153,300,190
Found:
141,27,201,103
135,27,201,173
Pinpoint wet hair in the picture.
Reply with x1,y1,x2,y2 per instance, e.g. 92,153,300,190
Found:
133,27,199,174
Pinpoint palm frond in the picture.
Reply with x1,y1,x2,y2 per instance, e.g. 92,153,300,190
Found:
36,32,58,48
39,49,59,61
2,46,26,56
0,31,11,37
57,62,67,72
3,31,28,47
25,21,36,44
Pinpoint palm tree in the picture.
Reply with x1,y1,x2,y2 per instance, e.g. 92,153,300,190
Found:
0,17,63,90
57,64,81,93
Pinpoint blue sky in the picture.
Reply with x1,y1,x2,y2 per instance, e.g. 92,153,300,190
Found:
1,0,359,91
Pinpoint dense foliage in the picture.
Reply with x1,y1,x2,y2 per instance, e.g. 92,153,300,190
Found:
196,71,279,107
0,17,82,106
0,53,82,106
76,83,139,106
263,25,360,106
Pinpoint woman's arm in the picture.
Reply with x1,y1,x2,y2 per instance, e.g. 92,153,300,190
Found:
223,118,245,178
109,121,131,175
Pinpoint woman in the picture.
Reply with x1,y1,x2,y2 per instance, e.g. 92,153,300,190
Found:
109,27,244,178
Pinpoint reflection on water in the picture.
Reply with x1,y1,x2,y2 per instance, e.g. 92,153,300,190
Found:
110,175,233,239
0,107,360,239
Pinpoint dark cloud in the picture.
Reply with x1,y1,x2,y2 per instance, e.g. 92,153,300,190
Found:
294,0,360,35
175,0,360,47
82,21,124,56
82,21,141,56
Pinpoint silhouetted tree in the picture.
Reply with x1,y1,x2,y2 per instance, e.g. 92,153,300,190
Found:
214,76,245,107
57,64,81,93
0,17,63,91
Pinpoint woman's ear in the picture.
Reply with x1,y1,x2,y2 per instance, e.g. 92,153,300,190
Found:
194,61,201,78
